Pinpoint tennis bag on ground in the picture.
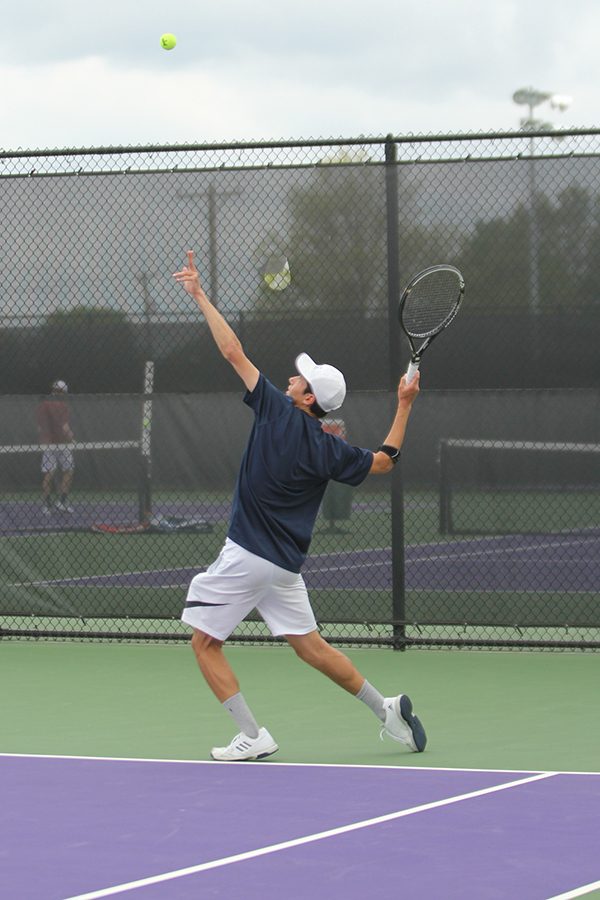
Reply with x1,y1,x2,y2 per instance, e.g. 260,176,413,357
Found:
90,515,213,534
147,514,213,533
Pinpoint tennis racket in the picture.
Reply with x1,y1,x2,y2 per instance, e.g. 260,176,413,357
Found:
398,264,464,382
261,253,291,292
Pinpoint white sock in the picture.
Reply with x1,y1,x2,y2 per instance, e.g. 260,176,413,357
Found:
355,679,386,722
222,692,260,738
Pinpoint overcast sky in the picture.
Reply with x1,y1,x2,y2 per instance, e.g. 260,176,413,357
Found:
1,0,598,151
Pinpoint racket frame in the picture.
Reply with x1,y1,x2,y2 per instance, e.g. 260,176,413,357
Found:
398,264,464,380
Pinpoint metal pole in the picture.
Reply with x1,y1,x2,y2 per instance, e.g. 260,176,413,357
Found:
208,184,219,306
137,272,155,361
138,360,154,523
528,130,542,368
384,135,407,651
176,184,241,310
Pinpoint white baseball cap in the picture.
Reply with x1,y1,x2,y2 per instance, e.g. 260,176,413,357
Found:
52,380,68,392
295,352,346,413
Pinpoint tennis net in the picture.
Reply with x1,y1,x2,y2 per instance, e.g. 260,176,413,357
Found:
0,440,148,535
439,439,600,536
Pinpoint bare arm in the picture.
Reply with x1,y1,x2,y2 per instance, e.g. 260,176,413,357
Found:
36,405,47,442
369,372,420,474
173,250,259,392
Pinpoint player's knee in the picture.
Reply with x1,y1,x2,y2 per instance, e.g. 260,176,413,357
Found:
191,629,222,658
291,634,329,668
190,629,209,651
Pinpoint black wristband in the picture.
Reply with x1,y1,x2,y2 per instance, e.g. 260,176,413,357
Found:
377,444,400,463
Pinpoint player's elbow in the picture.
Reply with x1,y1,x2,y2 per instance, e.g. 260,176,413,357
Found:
221,336,243,364
370,451,395,475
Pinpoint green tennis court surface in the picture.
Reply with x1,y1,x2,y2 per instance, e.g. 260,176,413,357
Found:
1,642,599,774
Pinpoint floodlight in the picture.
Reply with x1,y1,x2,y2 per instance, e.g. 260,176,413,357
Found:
550,94,573,112
512,88,552,107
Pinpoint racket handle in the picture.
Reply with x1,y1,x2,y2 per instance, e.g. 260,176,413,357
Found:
405,360,420,383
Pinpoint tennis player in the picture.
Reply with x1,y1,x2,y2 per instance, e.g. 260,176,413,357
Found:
174,250,427,761
36,380,75,515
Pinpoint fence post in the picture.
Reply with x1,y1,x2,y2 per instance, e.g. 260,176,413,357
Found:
385,135,407,651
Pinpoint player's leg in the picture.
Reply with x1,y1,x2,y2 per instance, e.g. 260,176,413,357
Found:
41,451,57,514
286,630,427,752
260,568,427,753
60,468,73,495
55,450,74,512
189,629,239,701
258,569,365,693
182,540,279,761
189,628,277,759
42,470,55,507
285,629,364,692
55,472,74,511
285,630,385,718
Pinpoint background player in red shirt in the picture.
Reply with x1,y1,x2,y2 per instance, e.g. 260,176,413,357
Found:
36,380,75,514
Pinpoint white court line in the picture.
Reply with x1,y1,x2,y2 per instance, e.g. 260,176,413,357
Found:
62,771,556,900
11,533,595,589
8,545,391,588
7,566,202,589
1,751,599,777
546,880,600,899
405,540,598,566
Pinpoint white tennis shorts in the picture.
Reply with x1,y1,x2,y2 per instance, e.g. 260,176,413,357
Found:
181,538,317,641
41,448,74,473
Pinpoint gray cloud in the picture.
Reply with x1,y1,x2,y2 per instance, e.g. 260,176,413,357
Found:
0,0,596,149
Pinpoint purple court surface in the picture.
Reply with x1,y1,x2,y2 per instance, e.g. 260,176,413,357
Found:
1,754,599,899
16,533,600,595
4,495,599,597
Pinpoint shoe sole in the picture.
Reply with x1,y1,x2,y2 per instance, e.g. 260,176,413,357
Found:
399,695,427,752
210,744,279,762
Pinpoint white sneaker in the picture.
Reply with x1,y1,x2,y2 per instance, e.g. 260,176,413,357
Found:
381,694,427,752
210,727,279,761
55,501,74,513
42,505,52,516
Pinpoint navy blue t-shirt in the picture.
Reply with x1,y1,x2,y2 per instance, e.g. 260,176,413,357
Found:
228,374,373,572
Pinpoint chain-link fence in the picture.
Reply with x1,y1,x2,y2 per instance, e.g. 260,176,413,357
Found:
1,132,599,648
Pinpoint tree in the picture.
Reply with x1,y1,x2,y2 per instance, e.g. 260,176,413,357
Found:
0,328,39,393
35,307,143,393
251,164,388,319
455,205,531,311
538,186,600,312
455,184,600,314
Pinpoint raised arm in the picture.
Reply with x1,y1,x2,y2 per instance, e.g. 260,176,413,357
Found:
173,250,259,392
369,372,420,474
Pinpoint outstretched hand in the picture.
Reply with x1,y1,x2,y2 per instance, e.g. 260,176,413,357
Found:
173,250,202,298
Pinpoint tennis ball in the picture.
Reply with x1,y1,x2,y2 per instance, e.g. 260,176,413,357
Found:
263,259,291,292
264,271,290,291
160,33,177,51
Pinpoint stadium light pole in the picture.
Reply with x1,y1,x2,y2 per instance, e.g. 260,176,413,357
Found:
176,185,241,308
512,88,572,358
512,87,572,133
136,271,158,360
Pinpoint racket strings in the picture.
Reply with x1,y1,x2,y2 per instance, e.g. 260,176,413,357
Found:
402,271,461,338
